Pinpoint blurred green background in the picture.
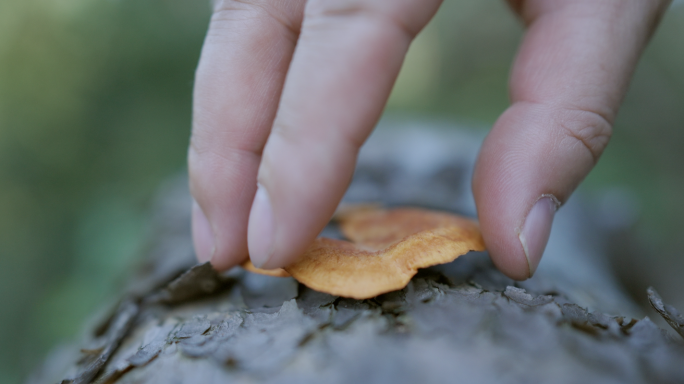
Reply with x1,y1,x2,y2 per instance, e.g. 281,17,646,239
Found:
1,0,683,382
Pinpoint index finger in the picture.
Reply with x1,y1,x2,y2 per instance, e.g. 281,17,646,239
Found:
247,0,444,268
189,0,305,270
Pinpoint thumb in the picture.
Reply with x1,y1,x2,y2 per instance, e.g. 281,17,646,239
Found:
474,103,607,280
474,0,669,280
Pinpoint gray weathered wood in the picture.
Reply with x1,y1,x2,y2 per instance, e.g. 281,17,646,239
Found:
29,121,684,384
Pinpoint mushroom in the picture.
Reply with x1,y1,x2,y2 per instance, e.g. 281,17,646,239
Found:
242,206,485,299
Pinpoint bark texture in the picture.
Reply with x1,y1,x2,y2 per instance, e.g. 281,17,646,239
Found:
30,121,684,384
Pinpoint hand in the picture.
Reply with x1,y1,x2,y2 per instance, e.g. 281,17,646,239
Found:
188,0,670,279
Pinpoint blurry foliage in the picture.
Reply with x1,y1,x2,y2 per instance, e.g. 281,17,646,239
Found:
0,0,210,381
0,0,683,382
388,0,521,122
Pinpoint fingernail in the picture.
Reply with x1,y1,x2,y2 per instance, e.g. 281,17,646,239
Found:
192,200,215,263
518,195,559,277
248,184,275,268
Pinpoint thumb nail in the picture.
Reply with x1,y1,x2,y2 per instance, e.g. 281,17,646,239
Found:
518,195,559,277
192,200,215,263
248,184,275,268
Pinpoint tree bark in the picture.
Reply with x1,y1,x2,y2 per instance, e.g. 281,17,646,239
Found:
30,121,684,384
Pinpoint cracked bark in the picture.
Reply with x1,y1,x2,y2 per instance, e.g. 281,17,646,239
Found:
29,122,684,384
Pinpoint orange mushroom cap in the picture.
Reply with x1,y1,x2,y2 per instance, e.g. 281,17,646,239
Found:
242,206,485,299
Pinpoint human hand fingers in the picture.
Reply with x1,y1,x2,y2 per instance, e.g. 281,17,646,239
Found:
473,0,671,280
189,0,306,270
247,0,444,268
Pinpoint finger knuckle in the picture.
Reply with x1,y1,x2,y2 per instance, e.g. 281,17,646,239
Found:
210,0,302,38
556,108,613,164
270,118,364,158
304,0,426,39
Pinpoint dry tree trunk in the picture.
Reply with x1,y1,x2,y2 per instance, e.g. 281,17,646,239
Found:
30,121,684,384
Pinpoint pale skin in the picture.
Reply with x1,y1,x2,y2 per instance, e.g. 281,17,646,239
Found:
189,0,671,280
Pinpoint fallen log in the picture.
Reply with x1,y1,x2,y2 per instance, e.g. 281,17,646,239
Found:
29,121,684,384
